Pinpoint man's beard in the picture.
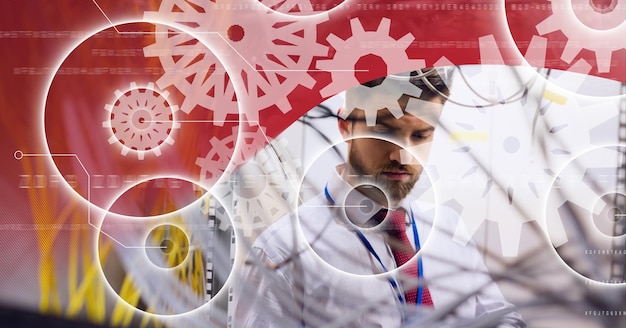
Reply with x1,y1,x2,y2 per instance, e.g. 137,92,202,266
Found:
349,147,421,203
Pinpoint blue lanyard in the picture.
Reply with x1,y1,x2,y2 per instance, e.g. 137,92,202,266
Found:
324,184,425,308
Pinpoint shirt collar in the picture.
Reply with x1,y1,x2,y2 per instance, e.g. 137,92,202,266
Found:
326,164,413,227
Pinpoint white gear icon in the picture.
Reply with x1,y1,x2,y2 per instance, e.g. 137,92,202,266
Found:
434,65,618,257
144,0,328,124
535,0,626,73
316,17,426,100
102,82,180,160
213,137,302,237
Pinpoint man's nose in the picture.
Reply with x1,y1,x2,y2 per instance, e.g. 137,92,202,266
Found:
388,143,403,163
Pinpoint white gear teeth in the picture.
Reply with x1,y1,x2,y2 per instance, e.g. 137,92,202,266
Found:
144,0,329,126
196,125,269,188
535,0,626,73
102,82,179,160
316,17,426,100
344,75,425,126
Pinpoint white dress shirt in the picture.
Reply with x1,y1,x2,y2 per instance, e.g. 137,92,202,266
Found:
232,165,525,327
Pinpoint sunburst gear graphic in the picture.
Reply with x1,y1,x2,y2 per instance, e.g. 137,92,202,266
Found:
213,137,302,237
535,0,626,73
316,17,426,101
102,82,180,160
144,0,328,124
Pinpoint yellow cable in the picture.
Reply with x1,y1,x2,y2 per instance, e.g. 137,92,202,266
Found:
112,275,142,327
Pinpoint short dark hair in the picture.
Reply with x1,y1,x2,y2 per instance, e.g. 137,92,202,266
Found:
361,68,450,102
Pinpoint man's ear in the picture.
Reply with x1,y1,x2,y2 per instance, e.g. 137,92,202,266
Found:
337,108,351,141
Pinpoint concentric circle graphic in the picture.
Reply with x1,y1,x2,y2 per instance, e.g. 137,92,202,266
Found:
43,21,240,212
145,224,190,269
545,145,626,284
297,136,437,276
97,177,235,315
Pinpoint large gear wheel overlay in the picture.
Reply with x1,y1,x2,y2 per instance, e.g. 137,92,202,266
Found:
212,137,301,237
144,0,328,124
545,145,626,284
535,0,626,73
433,65,619,257
102,82,180,160
316,17,426,99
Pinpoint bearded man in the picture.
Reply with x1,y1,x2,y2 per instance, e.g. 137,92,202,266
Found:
233,69,525,328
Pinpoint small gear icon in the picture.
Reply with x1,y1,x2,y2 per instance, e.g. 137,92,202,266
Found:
316,17,426,100
535,0,626,73
213,137,302,237
144,0,328,124
102,82,180,160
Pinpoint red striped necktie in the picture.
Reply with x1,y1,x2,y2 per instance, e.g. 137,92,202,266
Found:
380,208,433,307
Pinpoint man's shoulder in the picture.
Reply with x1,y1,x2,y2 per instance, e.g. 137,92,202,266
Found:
251,193,333,252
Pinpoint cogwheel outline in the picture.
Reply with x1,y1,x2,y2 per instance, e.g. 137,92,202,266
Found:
316,17,426,101
213,137,302,237
144,0,329,124
102,82,180,160
535,0,626,73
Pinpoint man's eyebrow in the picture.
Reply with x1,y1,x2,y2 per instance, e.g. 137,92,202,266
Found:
415,126,435,133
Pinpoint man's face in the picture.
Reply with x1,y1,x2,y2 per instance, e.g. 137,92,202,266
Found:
339,98,442,205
